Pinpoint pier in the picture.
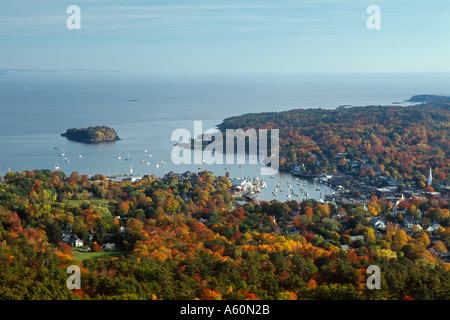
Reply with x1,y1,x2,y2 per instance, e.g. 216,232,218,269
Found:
230,177,267,203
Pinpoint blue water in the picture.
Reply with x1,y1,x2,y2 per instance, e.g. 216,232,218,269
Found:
1,71,449,201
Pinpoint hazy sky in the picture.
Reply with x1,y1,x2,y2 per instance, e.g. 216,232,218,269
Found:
1,0,449,75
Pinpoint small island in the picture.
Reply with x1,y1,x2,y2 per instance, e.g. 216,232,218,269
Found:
61,126,120,144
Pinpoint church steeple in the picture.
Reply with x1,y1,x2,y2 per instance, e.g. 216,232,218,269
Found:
427,167,432,186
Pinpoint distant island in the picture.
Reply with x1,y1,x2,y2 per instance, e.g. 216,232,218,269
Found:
406,94,450,103
61,126,120,144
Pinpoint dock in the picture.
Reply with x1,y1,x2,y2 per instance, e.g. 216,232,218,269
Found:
230,177,267,203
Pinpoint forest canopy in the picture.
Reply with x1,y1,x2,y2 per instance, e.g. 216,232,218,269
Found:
0,169,448,300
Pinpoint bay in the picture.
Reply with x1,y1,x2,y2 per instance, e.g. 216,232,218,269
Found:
1,72,449,202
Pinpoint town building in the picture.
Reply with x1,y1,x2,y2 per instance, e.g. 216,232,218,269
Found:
369,218,386,230
69,235,83,248
102,243,116,252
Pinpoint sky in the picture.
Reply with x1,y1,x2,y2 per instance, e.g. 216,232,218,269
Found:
0,0,449,75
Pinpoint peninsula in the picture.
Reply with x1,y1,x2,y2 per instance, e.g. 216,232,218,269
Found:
406,94,450,103
61,126,120,144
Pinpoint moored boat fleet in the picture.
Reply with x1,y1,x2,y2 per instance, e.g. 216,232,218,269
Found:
270,177,325,202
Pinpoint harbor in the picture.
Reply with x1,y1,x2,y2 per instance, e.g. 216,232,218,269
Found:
228,172,335,204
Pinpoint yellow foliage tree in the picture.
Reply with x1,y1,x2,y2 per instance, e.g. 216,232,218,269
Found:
367,195,381,216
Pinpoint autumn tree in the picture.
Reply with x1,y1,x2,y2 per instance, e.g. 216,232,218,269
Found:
117,201,130,216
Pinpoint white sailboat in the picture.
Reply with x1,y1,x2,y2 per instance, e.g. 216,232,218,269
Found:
60,147,65,157
54,162,60,170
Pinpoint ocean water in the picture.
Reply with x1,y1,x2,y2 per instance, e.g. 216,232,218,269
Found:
1,72,449,202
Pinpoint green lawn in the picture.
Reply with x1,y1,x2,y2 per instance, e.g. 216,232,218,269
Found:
72,250,127,263
67,198,111,207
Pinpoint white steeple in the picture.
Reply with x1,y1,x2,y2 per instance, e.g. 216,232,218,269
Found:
427,167,432,186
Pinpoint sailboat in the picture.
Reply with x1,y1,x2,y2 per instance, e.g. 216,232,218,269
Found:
129,163,133,176
125,152,131,161
60,147,65,157
54,162,60,170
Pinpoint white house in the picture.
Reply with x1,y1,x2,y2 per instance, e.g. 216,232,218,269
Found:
369,218,386,230
403,218,422,230
69,235,83,248
102,243,116,252
427,222,441,233
62,230,71,243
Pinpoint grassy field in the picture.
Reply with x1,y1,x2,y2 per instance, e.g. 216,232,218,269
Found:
73,250,127,263
67,198,112,207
